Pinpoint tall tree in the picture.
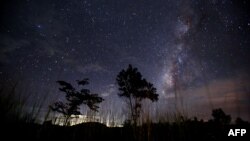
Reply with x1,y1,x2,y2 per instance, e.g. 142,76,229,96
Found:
116,64,158,125
50,78,104,125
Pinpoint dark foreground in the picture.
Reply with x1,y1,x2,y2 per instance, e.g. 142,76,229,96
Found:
2,120,249,141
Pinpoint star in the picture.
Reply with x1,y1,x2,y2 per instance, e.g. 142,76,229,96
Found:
0,0,249,123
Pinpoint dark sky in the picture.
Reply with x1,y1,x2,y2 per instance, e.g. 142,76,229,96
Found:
1,0,250,123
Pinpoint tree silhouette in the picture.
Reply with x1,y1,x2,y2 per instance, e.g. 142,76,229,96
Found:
116,64,158,125
211,108,231,125
50,78,104,125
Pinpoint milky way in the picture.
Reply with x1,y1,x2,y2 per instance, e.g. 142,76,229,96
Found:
0,0,250,123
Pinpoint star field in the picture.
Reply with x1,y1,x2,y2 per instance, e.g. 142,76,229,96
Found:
0,0,250,122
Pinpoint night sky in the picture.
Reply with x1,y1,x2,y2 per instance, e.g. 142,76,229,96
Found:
1,0,250,123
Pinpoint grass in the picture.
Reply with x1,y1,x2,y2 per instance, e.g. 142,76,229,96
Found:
1,83,249,141
2,116,249,141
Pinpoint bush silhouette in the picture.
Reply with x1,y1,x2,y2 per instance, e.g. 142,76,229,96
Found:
235,117,248,125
